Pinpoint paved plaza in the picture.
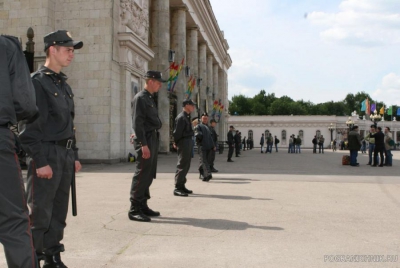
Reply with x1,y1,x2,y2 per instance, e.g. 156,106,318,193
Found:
1,148,400,267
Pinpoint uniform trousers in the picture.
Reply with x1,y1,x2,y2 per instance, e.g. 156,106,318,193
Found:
373,146,385,166
198,145,211,178
130,130,159,204
175,137,192,189
208,148,216,168
227,143,234,160
0,128,37,268
27,142,74,256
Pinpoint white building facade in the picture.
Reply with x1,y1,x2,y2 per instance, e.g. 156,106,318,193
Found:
228,115,400,148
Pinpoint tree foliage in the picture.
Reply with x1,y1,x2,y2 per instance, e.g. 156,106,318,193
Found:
229,90,394,119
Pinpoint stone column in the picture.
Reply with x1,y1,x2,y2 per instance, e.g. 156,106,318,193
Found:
213,64,220,135
198,42,207,113
149,0,170,153
186,27,198,97
171,6,187,106
220,69,228,138
207,54,214,114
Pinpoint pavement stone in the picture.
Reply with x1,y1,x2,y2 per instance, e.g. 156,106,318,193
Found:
1,149,399,267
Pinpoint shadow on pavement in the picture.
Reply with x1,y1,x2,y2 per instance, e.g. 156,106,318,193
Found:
189,193,273,201
153,217,284,231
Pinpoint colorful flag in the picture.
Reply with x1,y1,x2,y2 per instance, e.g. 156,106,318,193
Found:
397,108,400,116
360,100,366,111
371,103,376,113
387,106,393,115
365,98,370,115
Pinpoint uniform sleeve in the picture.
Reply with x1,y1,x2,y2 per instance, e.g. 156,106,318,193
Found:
173,115,184,143
8,41,38,122
132,96,148,146
20,79,49,168
194,125,203,142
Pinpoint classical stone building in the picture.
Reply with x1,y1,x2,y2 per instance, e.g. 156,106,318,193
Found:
0,0,232,163
228,115,400,148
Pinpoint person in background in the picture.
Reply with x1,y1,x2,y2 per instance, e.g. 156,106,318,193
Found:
364,125,377,165
318,135,325,154
227,125,235,162
384,127,393,167
312,135,317,153
172,99,196,197
242,136,246,151
348,125,361,166
274,135,279,152
260,133,265,153
372,126,385,167
208,119,219,172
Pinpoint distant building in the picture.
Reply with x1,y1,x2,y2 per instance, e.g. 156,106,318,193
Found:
228,115,400,148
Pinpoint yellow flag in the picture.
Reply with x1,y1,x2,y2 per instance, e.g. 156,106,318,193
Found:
380,106,384,115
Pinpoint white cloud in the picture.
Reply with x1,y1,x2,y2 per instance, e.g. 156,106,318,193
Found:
372,73,400,105
308,0,400,46
228,48,276,97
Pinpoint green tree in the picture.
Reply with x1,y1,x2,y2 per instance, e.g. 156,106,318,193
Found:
229,94,252,115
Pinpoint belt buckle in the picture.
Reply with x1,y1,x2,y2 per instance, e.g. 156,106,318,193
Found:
66,139,73,149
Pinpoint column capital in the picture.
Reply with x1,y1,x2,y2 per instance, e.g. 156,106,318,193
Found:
171,4,188,11
187,26,199,31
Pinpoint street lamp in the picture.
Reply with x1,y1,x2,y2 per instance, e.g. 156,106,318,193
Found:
328,123,335,143
346,117,354,131
370,110,381,126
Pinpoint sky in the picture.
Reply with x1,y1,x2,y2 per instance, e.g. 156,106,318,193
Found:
210,0,400,107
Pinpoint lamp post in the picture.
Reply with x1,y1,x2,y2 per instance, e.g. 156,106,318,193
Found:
346,117,354,131
370,110,381,126
328,123,335,143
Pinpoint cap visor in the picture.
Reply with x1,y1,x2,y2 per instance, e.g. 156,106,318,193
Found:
57,41,83,49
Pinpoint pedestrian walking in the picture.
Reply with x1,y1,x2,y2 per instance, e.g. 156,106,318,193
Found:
0,34,38,268
20,30,83,266
372,127,385,167
312,136,317,153
172,99,196,197
318,135,325,153
274,135,279,152
384,127,393,166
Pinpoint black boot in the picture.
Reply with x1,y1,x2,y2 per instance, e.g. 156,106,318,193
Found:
128,202,151,222
43,253,67,268
141,200,160,217
211,166,218,173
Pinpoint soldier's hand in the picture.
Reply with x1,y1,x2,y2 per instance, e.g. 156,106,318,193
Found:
173,143,177,149
130,134,135,144
142,145,150,159
36,165,53,179
75,161,82,172
213,147,216,151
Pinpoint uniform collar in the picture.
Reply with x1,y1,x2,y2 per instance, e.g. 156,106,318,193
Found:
39,66,68,80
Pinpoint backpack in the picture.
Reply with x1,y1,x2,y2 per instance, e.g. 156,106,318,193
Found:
276,139,280,144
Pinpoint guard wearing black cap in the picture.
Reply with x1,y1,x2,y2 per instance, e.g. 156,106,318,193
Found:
208,119,219,172
20,30,83,267
0,35,38,268
227,125,235,162
128,71,165,222
195,112,216,181
172,99,196,196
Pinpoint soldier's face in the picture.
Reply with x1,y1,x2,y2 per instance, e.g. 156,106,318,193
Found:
148,79,162,93
53,46,75,67
201,116,208,124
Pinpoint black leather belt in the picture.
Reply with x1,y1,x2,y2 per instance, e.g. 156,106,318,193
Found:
48,138,74,149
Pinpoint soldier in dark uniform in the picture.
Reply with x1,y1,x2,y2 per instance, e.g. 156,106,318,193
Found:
129,71,165,222
172,99,196,197
195,113,215,182
0,35,38,268
227,125,235,162
19,30,83,267
208,119,219,172
234,130,241,157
